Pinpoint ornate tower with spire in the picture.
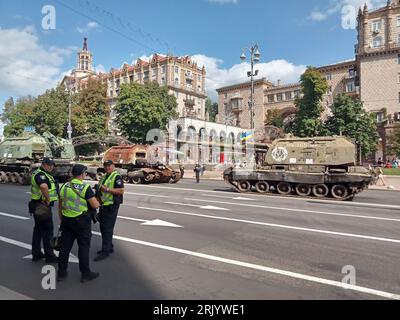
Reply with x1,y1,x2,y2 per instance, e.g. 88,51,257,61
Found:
74,37,95,77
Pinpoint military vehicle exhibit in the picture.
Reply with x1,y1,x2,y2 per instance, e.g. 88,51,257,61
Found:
0,132,76,184
224,136,376,200
86,144,181,184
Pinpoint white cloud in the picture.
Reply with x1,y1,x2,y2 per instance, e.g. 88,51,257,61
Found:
207,0,238,4
192,54,306,101
95,64,106,73
309,0,387,24
77,21,100,34
0,26,71,97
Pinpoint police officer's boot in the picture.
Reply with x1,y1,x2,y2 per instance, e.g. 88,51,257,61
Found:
81,271,100,283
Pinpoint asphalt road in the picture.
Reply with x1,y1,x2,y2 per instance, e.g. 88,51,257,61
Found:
1,179,400,300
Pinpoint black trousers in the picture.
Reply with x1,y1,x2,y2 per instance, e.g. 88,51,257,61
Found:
32,213,55,258
98,204,119,254
58,214,92,275
195,172,200,183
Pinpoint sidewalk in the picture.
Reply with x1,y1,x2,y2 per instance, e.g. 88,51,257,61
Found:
369,176,400,192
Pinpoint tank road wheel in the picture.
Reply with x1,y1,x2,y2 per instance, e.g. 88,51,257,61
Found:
122,175,131,184
295,184,312,197
237,180,251,193
96,172,104,181
277,182,292,195
9,172,18,184
144,173,154,183
169,173,178,184
312,184,329,198
331,184,349,200
255,181,270,193
17,173,25,185
0,171,6,184
131,176,142,184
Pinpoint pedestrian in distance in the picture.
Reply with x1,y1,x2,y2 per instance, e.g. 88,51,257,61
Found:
29,157,59,263
375,166,386,186
57,164,100,283
179,163,185,179
94,160,124,262
194,164,201,184
201,164,206,176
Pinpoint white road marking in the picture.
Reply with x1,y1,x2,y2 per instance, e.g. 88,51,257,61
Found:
139,206,400,245
125,192,169,198
91,231,400,300
202,194,255,201
165,202,230,211
184,198,400,223
125,183,400,209
118,215,183,228
0,235,78,263
0,212,30,221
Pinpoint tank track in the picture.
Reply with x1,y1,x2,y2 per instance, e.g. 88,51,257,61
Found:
224,177,362,202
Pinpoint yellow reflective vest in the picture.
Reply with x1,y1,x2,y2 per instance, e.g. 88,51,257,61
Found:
99,171,121,206
31,168,58,202
60,179,91,218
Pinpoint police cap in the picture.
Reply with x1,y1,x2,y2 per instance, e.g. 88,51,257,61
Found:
103,160,114,167
72,164,87,177
42,157,56,166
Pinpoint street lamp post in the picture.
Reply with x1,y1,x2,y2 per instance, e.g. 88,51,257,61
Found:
65,82,73,140
240,44,261,131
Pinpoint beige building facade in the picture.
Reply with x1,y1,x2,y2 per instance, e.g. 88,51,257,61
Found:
62,39,207,135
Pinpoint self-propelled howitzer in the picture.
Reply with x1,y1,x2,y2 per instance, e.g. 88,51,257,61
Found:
223,136,376,200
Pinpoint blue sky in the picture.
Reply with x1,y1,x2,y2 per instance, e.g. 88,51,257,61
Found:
0,0,388,134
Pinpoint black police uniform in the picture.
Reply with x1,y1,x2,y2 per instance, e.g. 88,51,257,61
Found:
58,184,96,278
97,174,124,256
31,170,58,262
194,165,201,183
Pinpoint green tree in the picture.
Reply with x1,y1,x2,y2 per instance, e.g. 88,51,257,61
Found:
3,96,35,137
323,94,378,157
72,79,109,137
292,67,328,137
115,82,178,143
1,97,15,123
32,86,69,137
387,125,400,158
265,108,284,128
205,98,218,122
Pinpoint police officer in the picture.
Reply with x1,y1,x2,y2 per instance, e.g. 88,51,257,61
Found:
30,157,59,263
57,164,100,283
194,164,201,184
94,160,124,261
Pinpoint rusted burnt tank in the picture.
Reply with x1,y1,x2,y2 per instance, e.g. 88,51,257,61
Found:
129,163,181,184
224,136,376,200
86,144,181,184
86,145,148,182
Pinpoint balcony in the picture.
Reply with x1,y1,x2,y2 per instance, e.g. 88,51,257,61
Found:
185,72,194,81
184,98,195,106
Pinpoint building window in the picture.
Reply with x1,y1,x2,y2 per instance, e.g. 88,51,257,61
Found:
346,81,355,93
399,92,400,103
372,20,381,32
294,90,301,98
116,79,120,88
129,75,134,83
372,36,382,48
397,16,400,27
161,66,166,74
277,93,283,102
175,66,179,73
285,92,292,100
224,93,228,99
161,77,166,85
398,73,400,83
398,54,400,64
175,78,179,86
198,74,201,81
152,69,157,77
327,86,332,95
325,74,332,81
268,94,275,103
398,33,400,44
349,69,355,77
